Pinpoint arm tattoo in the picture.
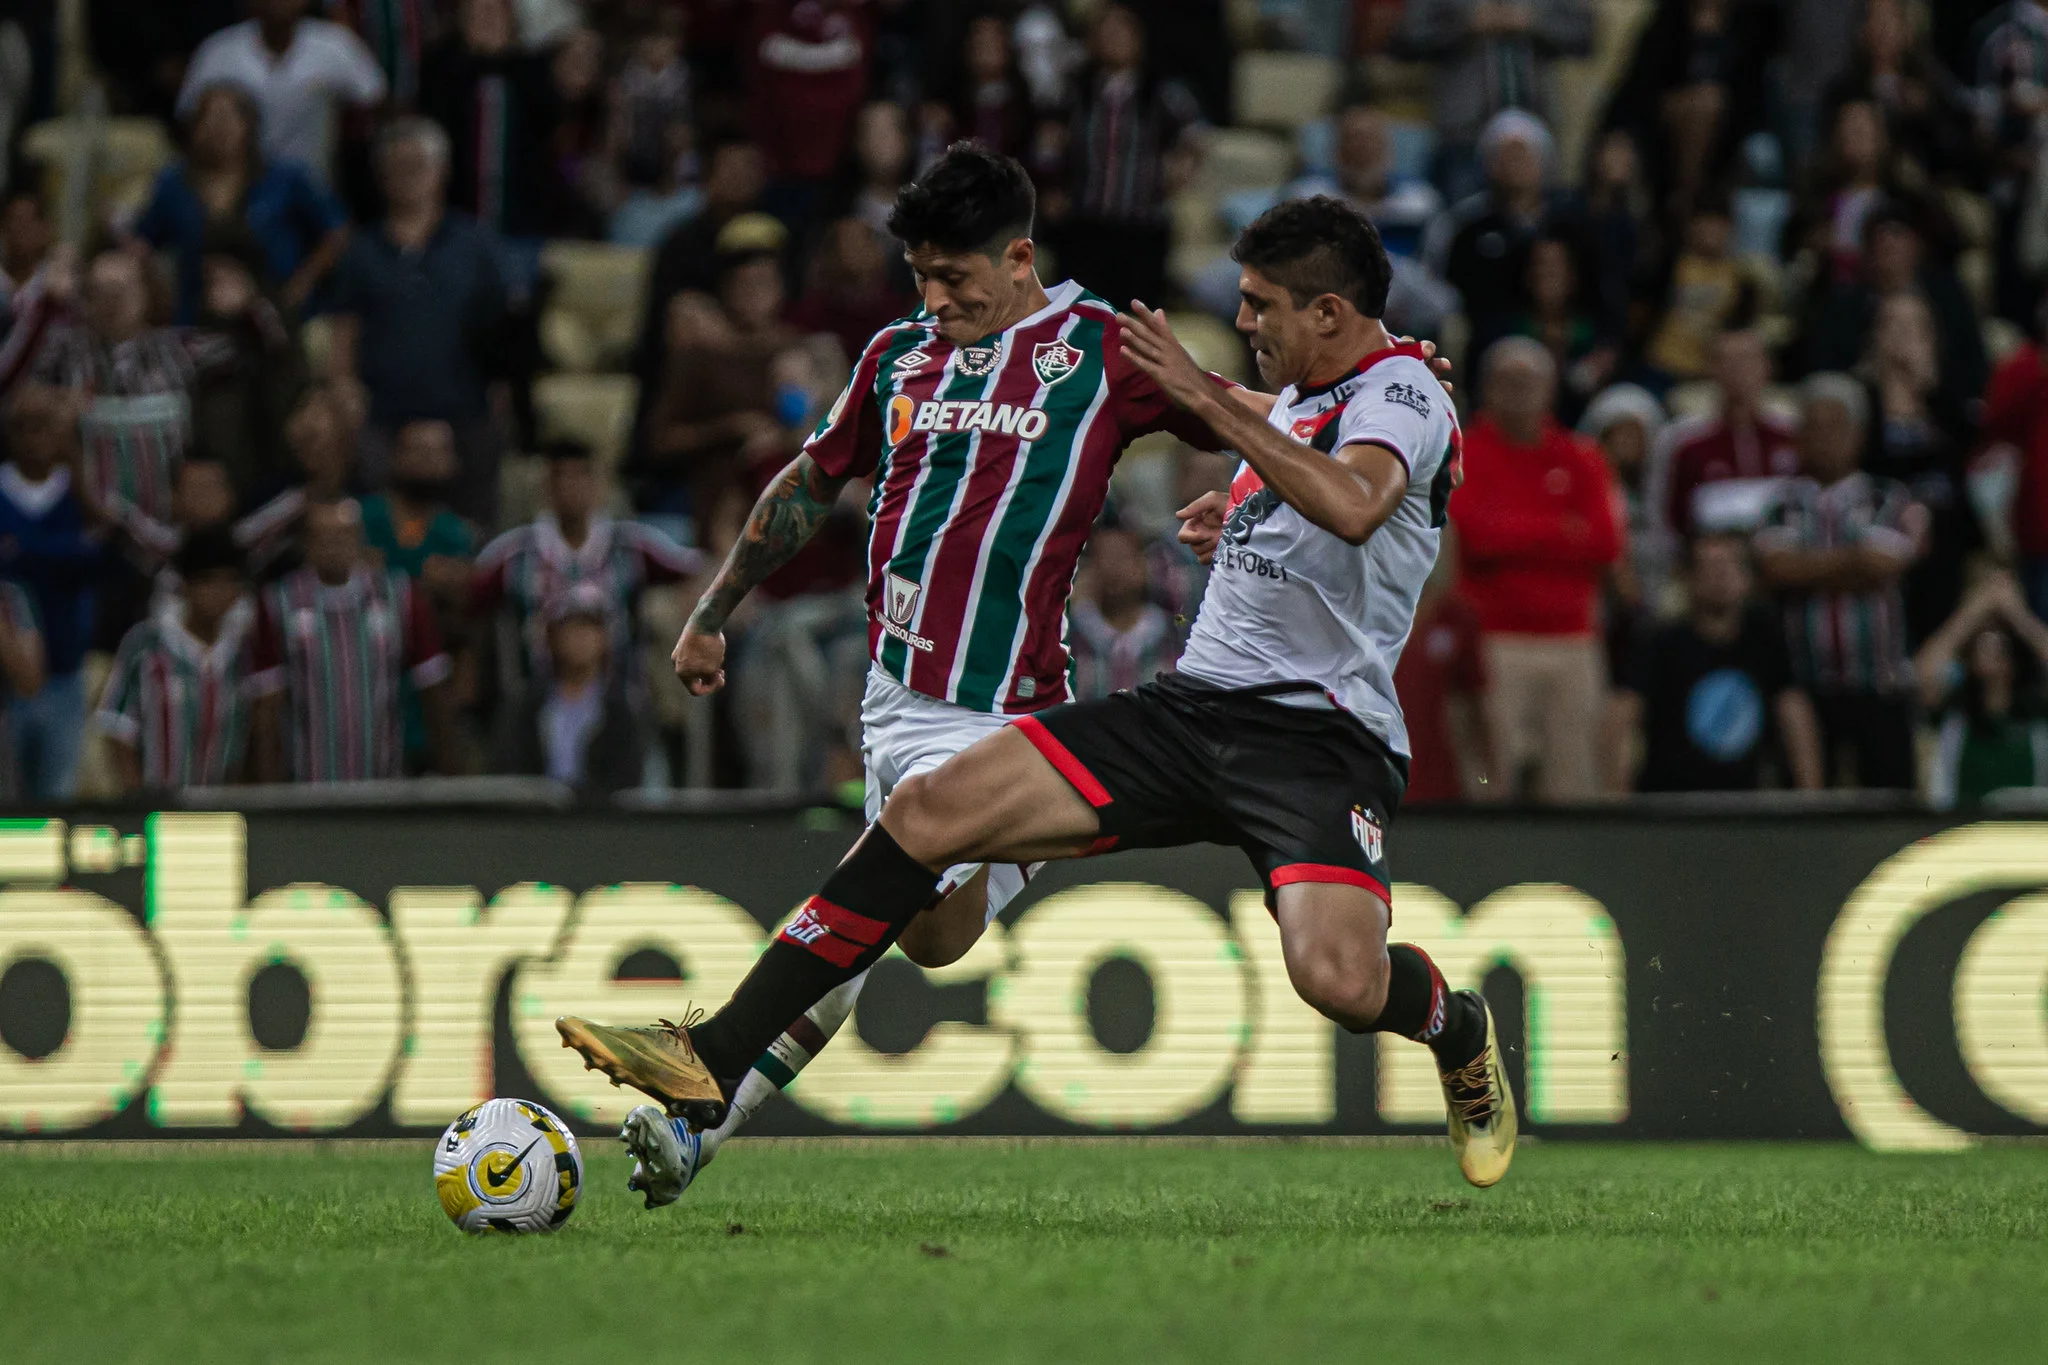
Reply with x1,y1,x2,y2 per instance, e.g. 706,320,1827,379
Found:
687,455,848,634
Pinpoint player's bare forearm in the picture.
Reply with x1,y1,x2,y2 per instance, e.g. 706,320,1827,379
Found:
1185,389,1402,545
686,454,849,635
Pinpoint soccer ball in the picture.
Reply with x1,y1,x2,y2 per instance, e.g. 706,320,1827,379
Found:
434,1097,583,1234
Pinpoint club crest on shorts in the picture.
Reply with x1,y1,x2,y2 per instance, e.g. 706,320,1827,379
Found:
1033,339,1082,385
1351,806,1384,863
956,344,1000,378
885,572,922,626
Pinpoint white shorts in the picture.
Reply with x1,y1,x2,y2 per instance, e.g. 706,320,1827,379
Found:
861,666,1031,924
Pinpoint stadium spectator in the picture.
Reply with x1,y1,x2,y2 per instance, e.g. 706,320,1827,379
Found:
1397,0,1594,204
101,456,239,634
1068,524,1179,702
637,226,798,528
1916,572,2048,808
328,117,509,527
788,217,915,364
239,379,359,577
747,0,876,235
1604,0,1778,225
1660,328,1800,542
472,441,701,687
1581,382,1673,620
1862,293,1979,646
90,0,241,122
1425,110,1581,362
632,134,769,436
0,571,41,797
1581,129,1653,339
1051,2,1204,312
250,496,457,782
96,528,256,793
360,418,474,613
609,115,703,250
0,195,65,398
420,0,558,242
1972,0,2048,321
1508,232,1613,425
615,7,693,190
1821,0,1975,184
1642,199,1758,386
1754,374,1925,790
1789,98,1958,291
1984,306,2048,622
177,0,388,189
1799,207,1986,435
540,27,614,239
184,237,308,496
1607,531,1823,793
1451,338,1621,803
921,12,1055,175
489,582,644,793
133,82,350,325
1391,533,1492,805
0,383,108,800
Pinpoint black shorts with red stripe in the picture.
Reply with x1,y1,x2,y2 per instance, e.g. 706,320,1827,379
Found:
1015,673,1407,906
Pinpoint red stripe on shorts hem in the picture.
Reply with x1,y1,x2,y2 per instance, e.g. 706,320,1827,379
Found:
1269,863,1391,905
1013,715,1114,808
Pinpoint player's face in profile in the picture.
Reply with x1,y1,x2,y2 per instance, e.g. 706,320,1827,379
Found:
1235,266,1318,389
906,239,1033,345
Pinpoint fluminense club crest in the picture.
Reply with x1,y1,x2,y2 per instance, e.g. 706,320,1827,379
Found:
956,345,1000,378
1033,339,1082,385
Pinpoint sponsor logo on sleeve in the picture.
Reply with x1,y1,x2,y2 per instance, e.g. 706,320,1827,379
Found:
1384,382,1432,418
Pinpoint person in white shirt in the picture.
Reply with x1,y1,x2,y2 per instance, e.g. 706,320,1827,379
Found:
177,0,386,187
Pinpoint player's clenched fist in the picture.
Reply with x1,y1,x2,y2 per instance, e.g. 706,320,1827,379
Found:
1176,490,1230,565
672,627,727,696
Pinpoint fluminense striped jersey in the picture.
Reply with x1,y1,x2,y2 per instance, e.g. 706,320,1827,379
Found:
806,280,1224,714
472,512,702,680
1753,471,1917,695
95,599,256,788
249,567,450,782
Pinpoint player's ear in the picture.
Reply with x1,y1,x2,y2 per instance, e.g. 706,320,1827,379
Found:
1005,236,1036,280
1313,293,1347,336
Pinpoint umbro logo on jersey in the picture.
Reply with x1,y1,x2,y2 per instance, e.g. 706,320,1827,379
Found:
1351,806,1384,863
956,345,1000,377
1033,340,1082,385
893,348,933,374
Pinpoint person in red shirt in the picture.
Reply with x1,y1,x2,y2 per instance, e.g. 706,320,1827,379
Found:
1451,337,1622,802
1660,327,1800,542
1393,528,1493,804
1982,334,2048,623
747,0,875,234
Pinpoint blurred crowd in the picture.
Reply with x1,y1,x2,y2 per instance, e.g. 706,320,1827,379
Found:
0,0,2043,808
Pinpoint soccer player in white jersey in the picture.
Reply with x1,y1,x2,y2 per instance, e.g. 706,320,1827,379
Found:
560,195,1515,1189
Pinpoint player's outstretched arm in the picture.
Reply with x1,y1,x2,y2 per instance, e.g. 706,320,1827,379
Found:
1118,303,1407,545
673,453,851,695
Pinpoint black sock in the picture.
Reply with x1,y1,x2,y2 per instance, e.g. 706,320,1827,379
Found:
688,824,942,1086
1372,943,1485,1066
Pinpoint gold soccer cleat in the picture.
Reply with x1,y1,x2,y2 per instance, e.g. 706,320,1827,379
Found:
1438,990,1517,1188
555,1014,728,1129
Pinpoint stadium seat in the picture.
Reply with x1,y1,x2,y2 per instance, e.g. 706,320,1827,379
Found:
1233,52,1341,131
1201,127,1293,198
20,117,174,224
532,373,639,478
539,241,651,374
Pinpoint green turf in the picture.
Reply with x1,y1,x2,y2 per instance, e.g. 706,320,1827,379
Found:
2,1140,2044,1363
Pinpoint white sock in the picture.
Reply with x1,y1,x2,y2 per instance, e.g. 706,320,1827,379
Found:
696,969,867,1162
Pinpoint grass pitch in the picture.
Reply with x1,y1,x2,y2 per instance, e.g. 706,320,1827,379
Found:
1,1139,2042,1364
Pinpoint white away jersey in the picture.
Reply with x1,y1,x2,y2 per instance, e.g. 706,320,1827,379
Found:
1177,343,1461,758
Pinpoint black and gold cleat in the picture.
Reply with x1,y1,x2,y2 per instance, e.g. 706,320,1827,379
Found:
1437,990,1517,1188
556,1014,728,1129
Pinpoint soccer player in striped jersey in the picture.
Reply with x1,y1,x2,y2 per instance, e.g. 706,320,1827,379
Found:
610,141,1255,1205
565,195,1515,1192
97,528,256,792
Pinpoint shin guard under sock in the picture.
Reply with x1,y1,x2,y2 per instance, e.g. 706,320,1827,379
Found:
687,825,941,1083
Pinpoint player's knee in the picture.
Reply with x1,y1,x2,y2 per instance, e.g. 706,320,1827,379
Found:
882,771,981,865
1288,942,1389,1027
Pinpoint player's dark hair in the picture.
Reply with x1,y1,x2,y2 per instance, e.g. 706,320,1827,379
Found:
177,526,245,580
886,141,1034,256
1232,196,1393,318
